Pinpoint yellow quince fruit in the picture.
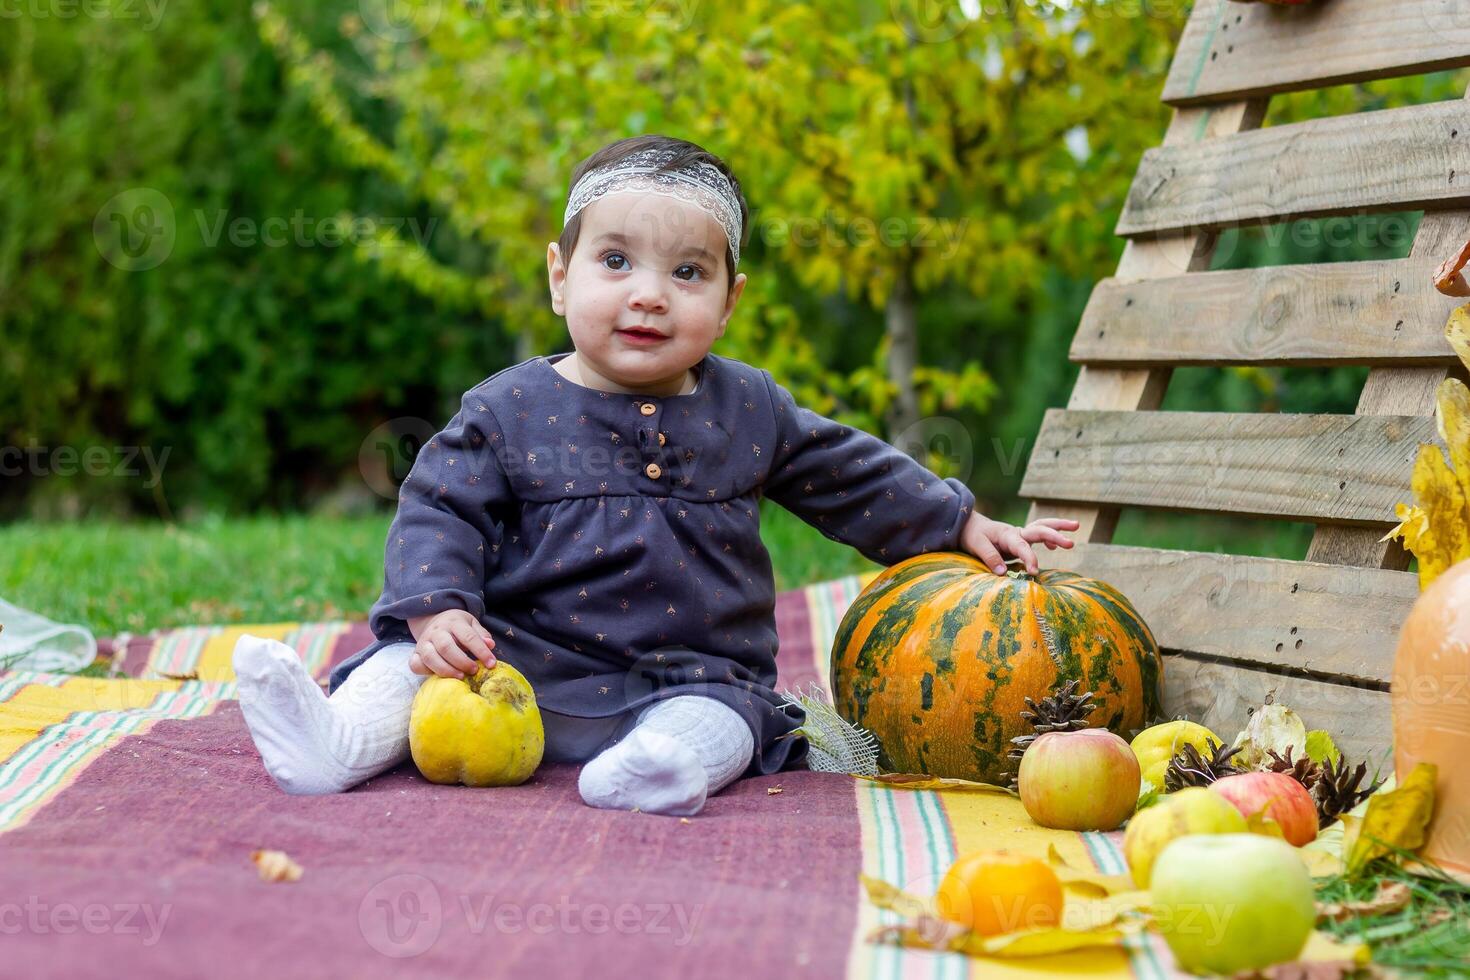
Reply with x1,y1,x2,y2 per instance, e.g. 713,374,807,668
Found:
409,661,544,787
1129,719,1221,792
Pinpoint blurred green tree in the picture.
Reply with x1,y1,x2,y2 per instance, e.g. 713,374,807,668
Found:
254,0,1182,448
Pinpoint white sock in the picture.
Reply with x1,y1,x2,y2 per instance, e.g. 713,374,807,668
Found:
577,696,754,817
233,635,424,795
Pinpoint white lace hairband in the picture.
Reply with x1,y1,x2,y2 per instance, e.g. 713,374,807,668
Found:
563,147,744,268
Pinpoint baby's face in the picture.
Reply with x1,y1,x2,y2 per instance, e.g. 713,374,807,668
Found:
548,192,745,388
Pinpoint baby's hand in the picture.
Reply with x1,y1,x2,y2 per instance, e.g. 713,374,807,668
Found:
406,609,497,678
961,513,1079,575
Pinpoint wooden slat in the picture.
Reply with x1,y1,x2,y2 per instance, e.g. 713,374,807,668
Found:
1028,100,1269,542
1162,657,1393,770
1035,543,1415,686
1021,409,1434,525
1117,100,1470,238
1163,0,1470,108
1307,208,1470,567
1071,258,1464,367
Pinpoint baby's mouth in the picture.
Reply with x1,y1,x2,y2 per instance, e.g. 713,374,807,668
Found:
615,326,669,344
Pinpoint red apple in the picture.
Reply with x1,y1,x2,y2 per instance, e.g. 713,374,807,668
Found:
1209,771,1318,846
1018,729,1141,831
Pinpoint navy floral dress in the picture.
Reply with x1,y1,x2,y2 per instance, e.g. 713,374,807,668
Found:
329,352,976,775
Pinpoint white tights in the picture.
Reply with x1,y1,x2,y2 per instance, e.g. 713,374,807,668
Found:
231,636,753,816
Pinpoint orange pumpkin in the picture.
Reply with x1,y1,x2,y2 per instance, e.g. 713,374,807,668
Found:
830,552,1163,782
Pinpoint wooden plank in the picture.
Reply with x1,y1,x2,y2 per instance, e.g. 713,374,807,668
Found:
1027,100,1269,541
1071,258,1465,367
1021,409,1435,525
1116,100,1470,238
1307,208,1470,567
1164,0,1470,108
1035,542,1415,686
1161,656,1393,769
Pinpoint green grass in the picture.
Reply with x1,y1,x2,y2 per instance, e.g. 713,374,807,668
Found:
0,514,388,635
0,505,1389,640
0,505,877,637
1314,858,1470,977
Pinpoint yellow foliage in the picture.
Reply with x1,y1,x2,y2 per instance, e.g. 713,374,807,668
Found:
1345,762,1438,876
1384,304,1470,589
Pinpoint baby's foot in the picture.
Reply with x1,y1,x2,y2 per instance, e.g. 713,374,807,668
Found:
578,728,709,816
233,635,375,794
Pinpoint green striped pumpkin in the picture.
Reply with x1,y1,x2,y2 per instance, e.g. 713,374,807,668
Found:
830,552,1163,782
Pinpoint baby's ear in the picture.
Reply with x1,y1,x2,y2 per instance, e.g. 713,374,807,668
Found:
719,272,748,330
547,242,567,316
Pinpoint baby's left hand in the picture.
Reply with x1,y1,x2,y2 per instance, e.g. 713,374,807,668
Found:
961,514,1080,575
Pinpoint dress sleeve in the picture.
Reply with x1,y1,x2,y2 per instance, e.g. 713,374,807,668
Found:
368,390,513,641
759,372,975,565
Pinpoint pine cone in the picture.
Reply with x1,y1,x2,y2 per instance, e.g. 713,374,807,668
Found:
1313,756,1382,829
1163,738,1246,792
1001,679,1098,789
1265,747,1322,791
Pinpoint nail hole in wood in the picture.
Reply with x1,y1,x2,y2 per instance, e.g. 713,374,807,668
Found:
1394,281,1401,293
1338,480,1347,490
1290,582,1298,593
1097,330,1105,338
1211,51,1217,61
1294,639,1303,650
1227,45,1234,54
1290,626,1298,634
1275,643,1284,653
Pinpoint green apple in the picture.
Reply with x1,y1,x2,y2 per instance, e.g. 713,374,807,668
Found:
1150,833,1316,975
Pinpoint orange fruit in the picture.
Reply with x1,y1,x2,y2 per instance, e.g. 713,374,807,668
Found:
934,850,1064,936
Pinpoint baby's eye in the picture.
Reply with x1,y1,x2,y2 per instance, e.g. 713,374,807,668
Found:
601,252,628,271
674,263,705,282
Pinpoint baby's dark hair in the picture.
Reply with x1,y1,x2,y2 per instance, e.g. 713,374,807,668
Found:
558,134,748,293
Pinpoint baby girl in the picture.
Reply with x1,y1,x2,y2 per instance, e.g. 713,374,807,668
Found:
232,134,1077,816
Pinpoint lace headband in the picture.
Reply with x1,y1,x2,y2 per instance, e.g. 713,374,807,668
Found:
563,147,744,268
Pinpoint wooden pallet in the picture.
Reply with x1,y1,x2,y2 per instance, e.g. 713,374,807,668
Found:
1022,0,1470,765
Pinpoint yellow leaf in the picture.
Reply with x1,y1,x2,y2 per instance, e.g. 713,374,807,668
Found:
1346,762,1437,875
1045,843,1134,897
857,773,1013,794
1445,302,1470,374
1246,810,1286,840
971,920,1140,958
859,874,930,918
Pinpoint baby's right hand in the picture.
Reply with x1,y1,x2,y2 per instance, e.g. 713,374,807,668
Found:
406,609,497,678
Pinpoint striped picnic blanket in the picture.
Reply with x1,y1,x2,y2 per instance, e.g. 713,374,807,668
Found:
0,576,1356,978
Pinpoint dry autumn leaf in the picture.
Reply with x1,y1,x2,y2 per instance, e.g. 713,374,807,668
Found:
1435,239,1470,297
251,849,303,883
1044,843,1134,897
1383,305,1470,589
1316,881,1412,923
860,871,1143,959
857,773,1012,794
1346,763,1437,875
